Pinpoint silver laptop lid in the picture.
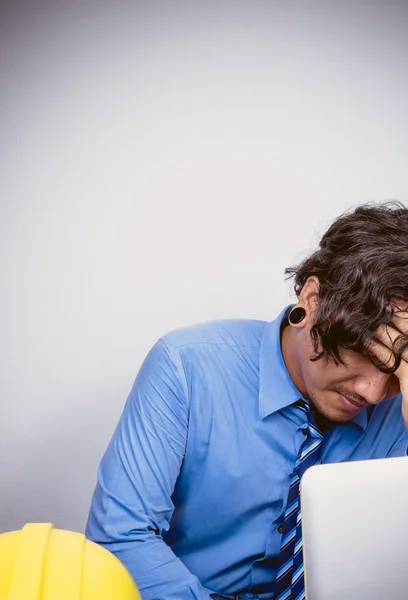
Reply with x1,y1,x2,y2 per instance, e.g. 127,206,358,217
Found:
301,457,408,600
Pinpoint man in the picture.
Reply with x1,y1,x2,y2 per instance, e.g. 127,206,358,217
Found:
86,202,408,600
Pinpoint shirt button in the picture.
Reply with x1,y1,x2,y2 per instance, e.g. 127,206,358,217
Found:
301,427,308,435
277,524,284,534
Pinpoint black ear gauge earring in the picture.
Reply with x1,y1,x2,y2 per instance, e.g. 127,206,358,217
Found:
288,306,306,325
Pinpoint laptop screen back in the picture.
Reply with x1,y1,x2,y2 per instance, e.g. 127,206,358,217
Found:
301,457,408,600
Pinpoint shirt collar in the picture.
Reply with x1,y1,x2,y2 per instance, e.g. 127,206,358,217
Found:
258,305,368,431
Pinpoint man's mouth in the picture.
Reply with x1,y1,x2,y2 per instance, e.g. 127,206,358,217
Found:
337,392,366,412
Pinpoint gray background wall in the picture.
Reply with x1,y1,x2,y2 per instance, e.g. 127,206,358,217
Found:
1,0,407,533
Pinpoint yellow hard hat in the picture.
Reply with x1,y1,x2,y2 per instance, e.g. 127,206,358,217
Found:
0,523,141,600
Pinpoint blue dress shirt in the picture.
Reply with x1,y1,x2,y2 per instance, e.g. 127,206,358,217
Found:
86,307,408,600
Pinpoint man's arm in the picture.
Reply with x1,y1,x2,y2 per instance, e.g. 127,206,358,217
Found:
86,338,214,600
386,410,408,457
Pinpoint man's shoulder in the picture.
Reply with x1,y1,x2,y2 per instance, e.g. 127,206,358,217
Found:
161,318,269,352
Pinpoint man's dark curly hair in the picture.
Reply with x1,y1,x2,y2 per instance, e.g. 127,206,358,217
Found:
285,201,408,373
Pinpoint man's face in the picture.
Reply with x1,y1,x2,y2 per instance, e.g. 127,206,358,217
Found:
295,332,400,422
283,276,402,422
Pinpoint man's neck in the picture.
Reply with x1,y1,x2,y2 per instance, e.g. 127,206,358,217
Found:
280,320,307,399
280,320,331,432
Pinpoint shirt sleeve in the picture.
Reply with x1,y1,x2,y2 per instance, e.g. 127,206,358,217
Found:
86,338,214,600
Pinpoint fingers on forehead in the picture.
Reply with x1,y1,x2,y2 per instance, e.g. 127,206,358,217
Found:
371,323,408,368
391,312,408,331
369,336,395,367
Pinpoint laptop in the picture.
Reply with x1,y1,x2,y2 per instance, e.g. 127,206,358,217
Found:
300,456,408,600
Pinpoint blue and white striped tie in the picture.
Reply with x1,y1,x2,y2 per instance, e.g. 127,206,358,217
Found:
273,400,324,600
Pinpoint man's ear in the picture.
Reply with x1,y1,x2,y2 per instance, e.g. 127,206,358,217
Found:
298,276,320,320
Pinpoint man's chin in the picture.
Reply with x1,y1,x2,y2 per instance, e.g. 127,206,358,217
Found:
313,398,362,423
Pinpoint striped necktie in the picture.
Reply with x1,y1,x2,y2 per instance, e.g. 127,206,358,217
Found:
273,400,324,600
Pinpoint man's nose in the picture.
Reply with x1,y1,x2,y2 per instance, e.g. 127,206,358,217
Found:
354,371,391,405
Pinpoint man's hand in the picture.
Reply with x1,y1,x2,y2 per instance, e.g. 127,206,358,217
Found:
370,305,408,428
